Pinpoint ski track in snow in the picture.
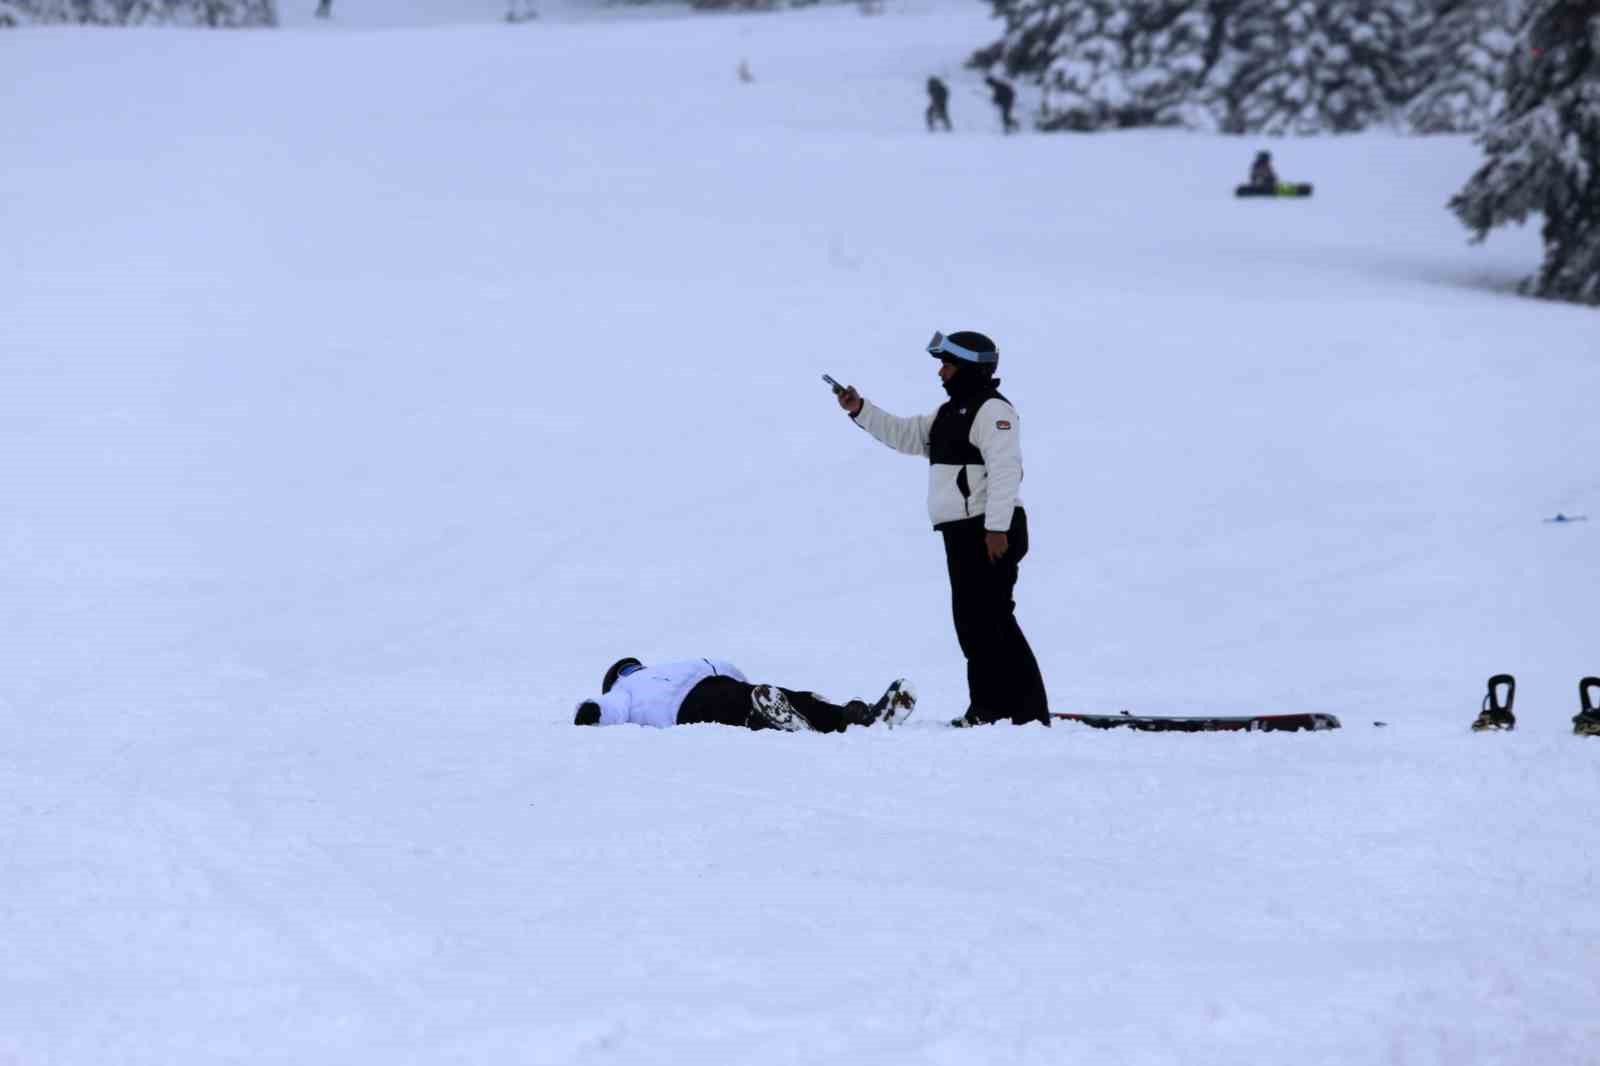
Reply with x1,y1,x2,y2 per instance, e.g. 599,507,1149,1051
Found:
2,1,1598,1063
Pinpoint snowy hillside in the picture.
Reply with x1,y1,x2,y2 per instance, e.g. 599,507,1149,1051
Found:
2,2,1597,1063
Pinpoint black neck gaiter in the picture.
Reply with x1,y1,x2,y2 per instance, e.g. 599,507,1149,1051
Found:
942,364,999,402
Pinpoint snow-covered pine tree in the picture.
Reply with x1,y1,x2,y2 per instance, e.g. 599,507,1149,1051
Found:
1409,0,1524,132
1041,2,1212,130
2,0,274,23
4,0,100,20
1451,0,1600,304
17,0,115,20
689,0,818,10
975,0,1083,80
976,0,1238,131
1221,0,1414,133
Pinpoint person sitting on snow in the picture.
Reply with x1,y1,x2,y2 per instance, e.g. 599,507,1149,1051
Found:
573,657,915,733
1249,151,1279,190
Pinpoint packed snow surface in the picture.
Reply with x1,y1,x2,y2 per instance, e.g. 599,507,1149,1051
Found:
2,2,1597,1063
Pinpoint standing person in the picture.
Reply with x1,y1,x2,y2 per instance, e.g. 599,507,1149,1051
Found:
926,77,952,131
573,656,916,733
832,332,1049,727
985,76,1019,133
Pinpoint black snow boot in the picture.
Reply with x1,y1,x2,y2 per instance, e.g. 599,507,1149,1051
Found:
849,679,916,728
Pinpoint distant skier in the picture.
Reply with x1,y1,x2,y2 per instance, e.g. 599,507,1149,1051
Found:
832,331,1050,728
738,59,754,83
573,656,916,733
926,77,952,131
1248,150,1278,191
985,76,1019,133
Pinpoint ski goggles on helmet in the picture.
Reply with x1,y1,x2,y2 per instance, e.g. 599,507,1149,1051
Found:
927,331,998,366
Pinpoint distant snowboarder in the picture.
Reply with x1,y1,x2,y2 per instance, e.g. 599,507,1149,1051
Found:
1248,151,1278,191
1236,151,1311,198
984,76,1019,133
573,657,916,733
926,77,952,131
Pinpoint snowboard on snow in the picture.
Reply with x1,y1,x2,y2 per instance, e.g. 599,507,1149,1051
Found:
1053,710,1340,733
1235,183,1314,198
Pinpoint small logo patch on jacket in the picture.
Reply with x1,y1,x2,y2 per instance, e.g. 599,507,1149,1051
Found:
996,419,1012,430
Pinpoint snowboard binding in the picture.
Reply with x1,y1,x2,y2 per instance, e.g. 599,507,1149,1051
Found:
1471,674,1516,732
1575,677,1600,737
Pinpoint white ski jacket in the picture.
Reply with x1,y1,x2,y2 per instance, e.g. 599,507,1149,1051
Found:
853,394,1024,531
590,658,748,728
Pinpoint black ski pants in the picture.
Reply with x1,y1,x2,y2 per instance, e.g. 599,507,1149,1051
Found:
941,510,1049,725
677,676,856,733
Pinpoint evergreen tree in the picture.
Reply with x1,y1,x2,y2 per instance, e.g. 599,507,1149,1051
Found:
976,0,1088,81
1409,0,1524,133
1042,2,1216,130
1451,0,1600,305
977,0,1238,131
3,0,275,23
977,0,1419,133
1221,0,1414,133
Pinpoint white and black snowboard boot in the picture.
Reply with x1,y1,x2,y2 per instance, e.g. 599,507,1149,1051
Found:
749,684,810,732
853,678,915,728
1574,677,1600,737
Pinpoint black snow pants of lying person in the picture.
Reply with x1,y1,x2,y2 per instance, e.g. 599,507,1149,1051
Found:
677,676,858,732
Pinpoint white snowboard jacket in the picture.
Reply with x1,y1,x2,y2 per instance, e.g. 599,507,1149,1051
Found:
589,658,748,728
852,390,1024,532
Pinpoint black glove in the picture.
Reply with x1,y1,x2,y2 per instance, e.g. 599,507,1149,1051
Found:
574,700,601,726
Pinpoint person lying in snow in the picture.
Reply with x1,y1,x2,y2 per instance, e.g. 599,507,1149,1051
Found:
1248,151,1279,190
573,657,915,732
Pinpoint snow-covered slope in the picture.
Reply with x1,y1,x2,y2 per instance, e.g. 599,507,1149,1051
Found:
2,3,1596,1063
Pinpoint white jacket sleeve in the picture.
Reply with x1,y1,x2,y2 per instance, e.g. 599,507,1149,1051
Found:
972,398,1023,532
852,399,934,458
